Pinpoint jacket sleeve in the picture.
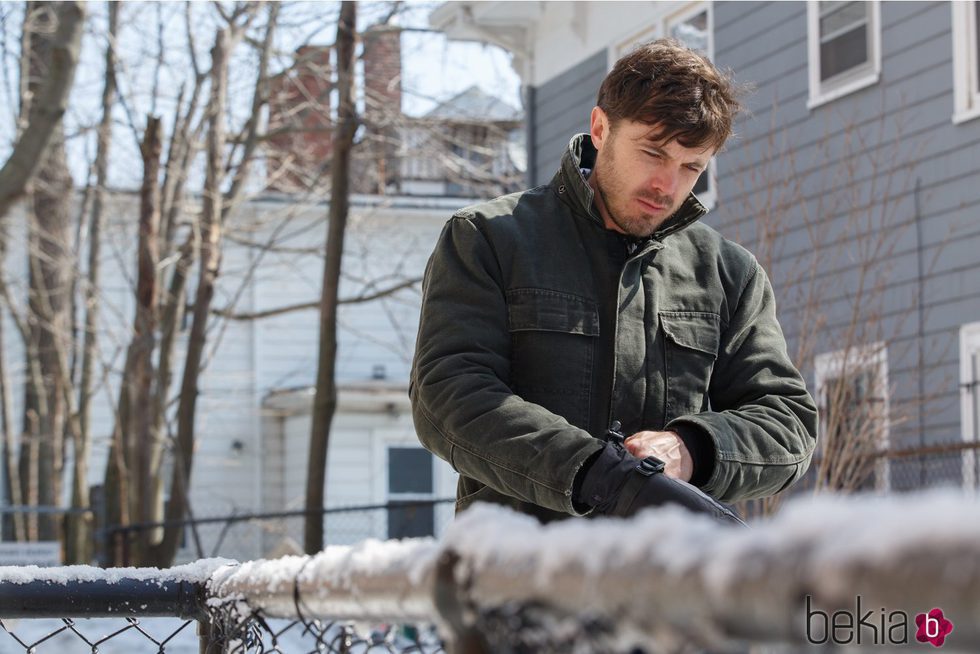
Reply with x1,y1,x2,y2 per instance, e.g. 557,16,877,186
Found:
410,215,604,514
666,261,818,502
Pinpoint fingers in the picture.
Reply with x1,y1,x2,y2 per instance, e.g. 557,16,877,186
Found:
623,430,692,481
623,438,645,458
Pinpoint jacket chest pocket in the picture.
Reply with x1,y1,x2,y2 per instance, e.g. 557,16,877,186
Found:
507,289,598,430
660,311,720,422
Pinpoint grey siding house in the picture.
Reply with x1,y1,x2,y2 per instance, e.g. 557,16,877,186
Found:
432,1,980,495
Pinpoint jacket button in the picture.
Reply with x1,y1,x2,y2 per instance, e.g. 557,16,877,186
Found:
558,185,566,194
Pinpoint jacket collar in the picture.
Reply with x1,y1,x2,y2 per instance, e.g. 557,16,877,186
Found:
552,133,708,241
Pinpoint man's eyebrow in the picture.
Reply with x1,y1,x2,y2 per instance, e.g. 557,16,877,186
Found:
637,140,670,155
638,140,709,167
637,135,667,148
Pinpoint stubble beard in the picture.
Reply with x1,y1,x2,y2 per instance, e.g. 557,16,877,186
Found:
593,161,673,239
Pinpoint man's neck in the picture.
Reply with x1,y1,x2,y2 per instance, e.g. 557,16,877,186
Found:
585,169,625,235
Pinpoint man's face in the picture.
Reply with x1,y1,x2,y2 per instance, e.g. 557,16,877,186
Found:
588,107,714,238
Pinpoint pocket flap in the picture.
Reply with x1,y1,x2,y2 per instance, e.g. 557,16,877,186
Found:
660,311,720,357
507,289,599,336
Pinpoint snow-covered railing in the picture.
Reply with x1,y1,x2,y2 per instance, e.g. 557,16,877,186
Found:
2,489,980,652
0,560,227,652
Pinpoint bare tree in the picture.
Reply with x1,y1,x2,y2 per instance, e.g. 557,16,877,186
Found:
725,99,953,519
149,4,266,568
105,115,163,565
13,1,84,543
0,1,83,546
0,1,84,221
66,0,118,564
305,0,357,555
0,0,519,563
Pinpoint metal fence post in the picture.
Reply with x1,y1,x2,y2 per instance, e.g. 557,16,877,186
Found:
121,527,131,566
433,549,490,654
197,614,222,654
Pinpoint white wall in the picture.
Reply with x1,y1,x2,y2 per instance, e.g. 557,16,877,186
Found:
530,2,687,86
2,191,456,561
184,195,453,559
257,386,456,559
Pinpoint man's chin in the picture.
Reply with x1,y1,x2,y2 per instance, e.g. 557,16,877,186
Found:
618,216,663,239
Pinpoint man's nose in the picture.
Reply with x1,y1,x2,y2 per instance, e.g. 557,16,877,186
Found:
649,165,679,197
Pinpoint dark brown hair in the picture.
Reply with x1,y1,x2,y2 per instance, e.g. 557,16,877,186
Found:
597,38,742,151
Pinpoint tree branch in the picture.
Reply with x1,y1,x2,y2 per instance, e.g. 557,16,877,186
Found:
212,277,421,321
0,1,84,221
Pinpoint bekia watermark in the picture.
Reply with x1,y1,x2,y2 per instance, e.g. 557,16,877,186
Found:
915,608,954,648
805,596,954,647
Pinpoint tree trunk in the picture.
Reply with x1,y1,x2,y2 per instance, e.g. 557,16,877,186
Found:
17,2,79,543
150,26,232,568
160,82,205,262
0,2,84,222
0,294,25,541
304,0,357,555
147,230,195,529
69,0,118,565
110,116,163,566
22,130,72,543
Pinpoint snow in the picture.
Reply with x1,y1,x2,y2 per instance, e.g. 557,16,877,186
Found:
2,490,980,651
198,489,980,646
0,558,237,586
431,489,980,650
207,537,441,624
440,487,980,595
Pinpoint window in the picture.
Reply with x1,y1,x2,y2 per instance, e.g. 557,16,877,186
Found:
814,343,890,492
952,1,980,124
807,1,881,108
386,447,434,538
668,5,714,206
609,2,717,209
960,323,980,490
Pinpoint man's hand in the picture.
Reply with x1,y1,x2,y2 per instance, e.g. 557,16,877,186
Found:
575,436,746,526
624,430,693,482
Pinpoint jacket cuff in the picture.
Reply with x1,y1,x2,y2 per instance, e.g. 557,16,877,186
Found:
572,447,603,511
573,441,636,512
668,420,716,488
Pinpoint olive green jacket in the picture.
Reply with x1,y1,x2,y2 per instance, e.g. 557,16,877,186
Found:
410,134,817,522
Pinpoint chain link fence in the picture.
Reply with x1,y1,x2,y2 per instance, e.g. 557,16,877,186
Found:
203,611,444,653
731,439,979,520
0,614,446,653
0,617,200,653
2,491,980,653
887,440,979,491
1,501,454,652
101,500,456,566
798,440,980,493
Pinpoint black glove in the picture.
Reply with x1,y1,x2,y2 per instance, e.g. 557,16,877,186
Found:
576,422,746,526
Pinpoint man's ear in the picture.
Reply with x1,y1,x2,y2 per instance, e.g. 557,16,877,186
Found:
590,107,608,149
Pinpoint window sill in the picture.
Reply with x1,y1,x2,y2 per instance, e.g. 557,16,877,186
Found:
807,71,880,111
952,104,980,125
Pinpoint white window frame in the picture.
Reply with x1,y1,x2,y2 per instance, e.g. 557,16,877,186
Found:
806,0,882,110
814,342,890,492
952,1,980,124
607,1,717,211
960,322,980,491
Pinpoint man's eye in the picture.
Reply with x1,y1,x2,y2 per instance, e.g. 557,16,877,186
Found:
644,150,662,159
686,165,703,173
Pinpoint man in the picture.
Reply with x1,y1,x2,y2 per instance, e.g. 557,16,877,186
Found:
409,39,817,524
